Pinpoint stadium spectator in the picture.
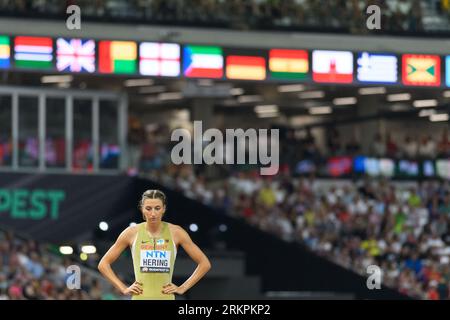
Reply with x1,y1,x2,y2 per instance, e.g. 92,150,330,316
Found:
418,135,437,159
386,133,399,158
402,136,418,158
438,129,450,157
371,133,386,157
0,0,444,35
127,115,145,175
150,170,450,300
0,229,117,300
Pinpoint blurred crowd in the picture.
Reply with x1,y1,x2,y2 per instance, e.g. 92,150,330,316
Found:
325,129,450,159
149,166,450,300
281,128,450,173
0,0,448,34
0,229,120,300
369,132,450,159
128,118,450,179
130,120,450,300
224,175,450,300
0,137,120,170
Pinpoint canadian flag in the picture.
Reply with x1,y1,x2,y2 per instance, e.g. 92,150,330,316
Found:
312,50,353,83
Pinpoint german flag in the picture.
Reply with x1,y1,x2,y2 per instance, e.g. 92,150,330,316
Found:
226,55,266,80
269,49,308,80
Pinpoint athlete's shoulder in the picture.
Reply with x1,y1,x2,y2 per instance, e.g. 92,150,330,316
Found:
167,223,190,238
166,223,190,245
167,222,184,233
119,223,140,243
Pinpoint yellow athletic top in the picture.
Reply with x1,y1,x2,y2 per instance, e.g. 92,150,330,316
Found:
131,221,177,300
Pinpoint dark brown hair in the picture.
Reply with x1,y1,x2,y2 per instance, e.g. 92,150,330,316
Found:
139,189,167,209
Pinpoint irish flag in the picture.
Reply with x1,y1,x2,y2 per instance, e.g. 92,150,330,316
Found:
183,45,223,78
269,49,308,80
14,36,53,69
0,36,10,68
99,41,137,74
226,55,266,80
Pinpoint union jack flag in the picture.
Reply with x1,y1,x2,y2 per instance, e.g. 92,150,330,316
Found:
56,38,95,73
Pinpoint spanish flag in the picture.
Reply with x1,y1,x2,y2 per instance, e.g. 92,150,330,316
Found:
226,55,266,80
269,49,308,80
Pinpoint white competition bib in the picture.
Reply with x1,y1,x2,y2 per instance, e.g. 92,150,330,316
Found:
140,250,171,273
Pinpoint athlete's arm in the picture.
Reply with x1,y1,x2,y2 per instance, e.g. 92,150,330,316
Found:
162,225,211,295
98,226,143,296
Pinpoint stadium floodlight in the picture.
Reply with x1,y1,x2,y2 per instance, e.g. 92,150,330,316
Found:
189,224,199,232
99,221,109,231
413,99,438,108
298,91,325,99
57,82,70,89
278,84,305,93
237,95,262,103
81,245,97,254
418,109,436,117
387,93,411,102
309,106,332,115
41,75,73,83
229,88,244,96
198,79,214,86
358,87,386,95
254,104,278,114
390,103,410,112
144,97,159,104
124,79,154,87
254,105,279,118
59,246,73,255
138,85,166,94
158,92,183,101
223,99,238,106
333,97,357,106
303,101,319,108
257,112,279,118
430,113,449,122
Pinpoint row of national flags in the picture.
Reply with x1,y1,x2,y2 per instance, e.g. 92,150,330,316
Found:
0,35,447,86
